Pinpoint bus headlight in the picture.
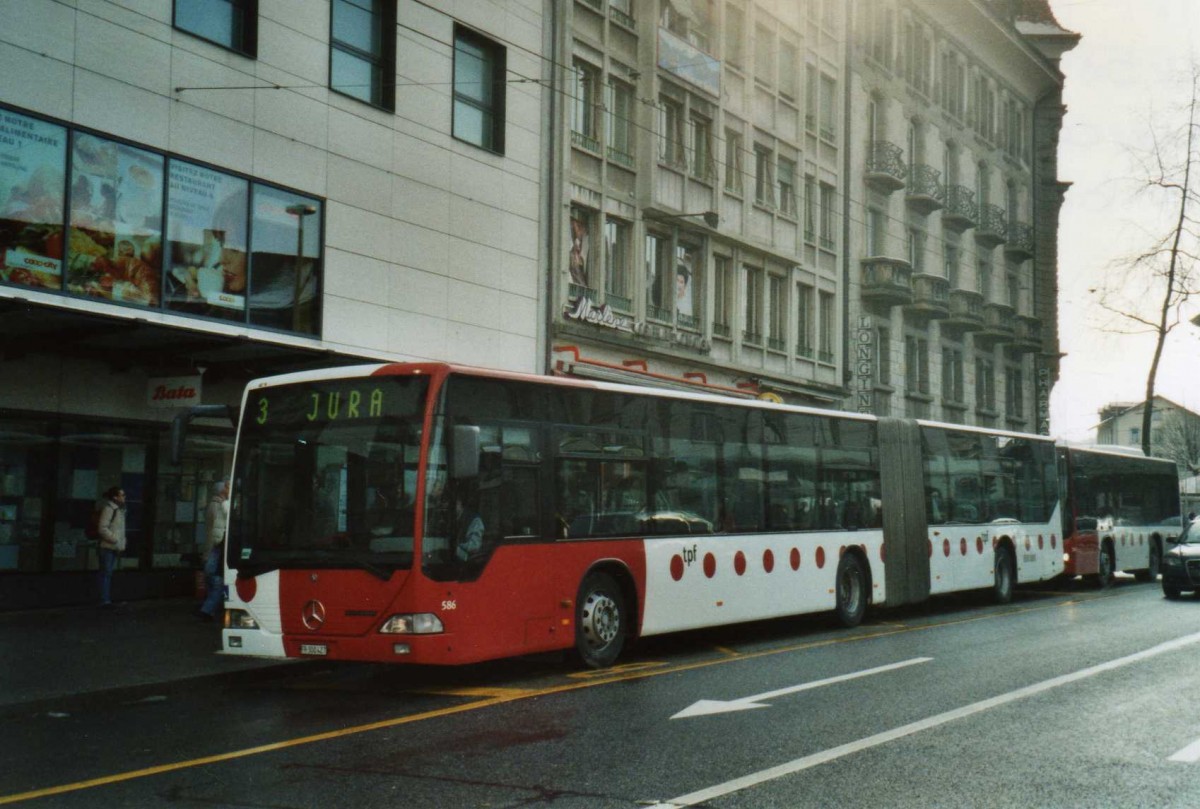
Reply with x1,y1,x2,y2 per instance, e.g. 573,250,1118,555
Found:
225,609,260,630
379,613,444,634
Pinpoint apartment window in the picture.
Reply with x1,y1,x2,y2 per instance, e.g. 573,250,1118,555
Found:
453,27,505,153
804,174,816,241
805,64,817,132
572,60,600,150
978,259,992,300
778,157,797,216
975,357,996,411
330,0,395,109
659,96,685,167
604,218,632,311
945,243,959,286
819,182,836,249
605,77,635,164
174,0,257,55
676,241,702,329
724,128,744,193
1006,366,1025,418
818,291,835,363
796,282,814,356
1007,268,1020,309
907,227,925,273
743,265,763,344
610,0,634,27
689,114,714,179
713,256,733,337
755,24,774,84
780,41,799,101
942,346,964,403
1007,181,1020,223
767,274,785,350
905,335,930,395
877,326,891,386
818,74,837,141
568,206,596,294
646,232,673,321
754,144,774,206
866,207,885,256
725,3,745,68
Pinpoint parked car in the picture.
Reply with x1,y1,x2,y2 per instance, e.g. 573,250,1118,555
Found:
1161,518,1200,599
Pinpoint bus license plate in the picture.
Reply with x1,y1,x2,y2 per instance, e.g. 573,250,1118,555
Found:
300,644,327,656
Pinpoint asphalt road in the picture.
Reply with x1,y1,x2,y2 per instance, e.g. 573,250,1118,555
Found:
4,576,1200,808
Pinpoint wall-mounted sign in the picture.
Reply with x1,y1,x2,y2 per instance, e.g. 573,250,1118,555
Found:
855,316,874,414
1035,358,1052,435
564,295,712,354
147,375,202,408
658,28,720,97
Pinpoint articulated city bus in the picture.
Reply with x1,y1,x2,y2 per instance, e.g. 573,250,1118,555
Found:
1057,445,1181,585
216,362,1065,668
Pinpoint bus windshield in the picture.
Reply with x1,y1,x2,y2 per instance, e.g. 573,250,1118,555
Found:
229,375,430,577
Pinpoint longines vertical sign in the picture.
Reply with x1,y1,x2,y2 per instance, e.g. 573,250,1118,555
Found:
1035,357,1052,435
855,316,874,414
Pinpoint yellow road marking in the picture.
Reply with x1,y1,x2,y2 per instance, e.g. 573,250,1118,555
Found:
412,686,535,698
713,646,742,657
0,589,1121,805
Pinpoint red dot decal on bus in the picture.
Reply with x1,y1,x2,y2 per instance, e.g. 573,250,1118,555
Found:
816,547,826,569
1025,537,1031,551
1050,534,1057,549
1038,534,1044,550
943,538,951,557
763,549,775,573
703,553,716,578
670,555,685,581
960,537,968,556
976,536,984,555
790,548,801,570
235,576,257,603
734,551,747,576
880,543,887,562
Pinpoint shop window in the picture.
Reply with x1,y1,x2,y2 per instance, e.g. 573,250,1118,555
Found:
0,418,54,572
330,0,396,110
154,431,235,569
452,26,506,153
66,134,165,308
174,0,258,57
0,110,67,293
248,185,323,334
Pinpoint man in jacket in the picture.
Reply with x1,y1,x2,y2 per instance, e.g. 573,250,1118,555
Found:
198,479,229,621
96,486,126,608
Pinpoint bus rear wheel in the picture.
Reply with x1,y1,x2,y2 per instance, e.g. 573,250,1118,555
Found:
1093,543,1115,589
835,553,867,627
1135,542,1161,582
993,544,1015,604
575,571,626,669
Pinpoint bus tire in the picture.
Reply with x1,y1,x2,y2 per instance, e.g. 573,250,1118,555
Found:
1094,542,1115,589
835,552,867,628
574,571,626,669
1134,542,1161,582
993,544,1015,604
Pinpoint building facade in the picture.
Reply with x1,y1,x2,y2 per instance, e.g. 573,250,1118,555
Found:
0,1,546,607
1097,397,1200,471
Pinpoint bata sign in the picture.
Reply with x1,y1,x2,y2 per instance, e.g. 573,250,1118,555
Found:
147,375,202,409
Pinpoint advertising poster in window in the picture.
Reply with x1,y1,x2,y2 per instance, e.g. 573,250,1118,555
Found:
248,185,321,334
66,134,164,306
568,214,589,288
0,111,67,291
165,161,248,321
675,244,696,319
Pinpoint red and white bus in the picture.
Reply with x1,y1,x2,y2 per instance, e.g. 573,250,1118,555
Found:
1057,444,1181,585
216,362,1065,667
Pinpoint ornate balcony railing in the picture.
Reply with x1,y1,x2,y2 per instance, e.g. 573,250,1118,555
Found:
976,203,1008,249
942,289,985,335
905,164,945,214
943,185,977,232
1012,314,1042,353
976,301,1016,346
865,140,907,193
861,256,913,308
905,273,950,320
1004,221,1034,261
571,129,600,153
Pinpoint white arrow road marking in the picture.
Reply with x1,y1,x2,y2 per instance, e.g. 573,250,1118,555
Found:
670,657,933,719
1170,738,1200,763
649,630,1200,808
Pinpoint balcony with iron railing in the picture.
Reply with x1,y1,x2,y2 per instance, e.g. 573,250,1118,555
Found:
571,129,600,153
860,256,913,308
569,283,597,301
976,301,1016,346
1004,221,1034,261
1011,314,1042,354
975,203,1007,249
942,185,977,232
865,140,907,193
905,164,945,215
942,289,985,335
904,273,950,321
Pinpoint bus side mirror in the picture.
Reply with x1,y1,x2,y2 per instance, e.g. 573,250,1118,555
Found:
170,405,238,465
451,425,480,479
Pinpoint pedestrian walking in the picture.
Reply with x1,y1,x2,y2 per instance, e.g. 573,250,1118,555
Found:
95,486,126,608
197,479,229,621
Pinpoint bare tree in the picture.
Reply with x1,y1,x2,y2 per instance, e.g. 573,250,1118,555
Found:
1093,71,1200,456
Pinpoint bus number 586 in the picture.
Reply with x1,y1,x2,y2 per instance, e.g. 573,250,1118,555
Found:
441,600,457,611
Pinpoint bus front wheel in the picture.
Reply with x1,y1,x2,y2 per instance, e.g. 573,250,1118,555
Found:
993,544,1015,604
835,552,867,627
574,571,626,669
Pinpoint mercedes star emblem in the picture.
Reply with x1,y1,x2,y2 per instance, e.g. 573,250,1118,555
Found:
301,599,326,631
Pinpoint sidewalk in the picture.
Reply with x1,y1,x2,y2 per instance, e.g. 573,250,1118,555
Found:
0,598,289,707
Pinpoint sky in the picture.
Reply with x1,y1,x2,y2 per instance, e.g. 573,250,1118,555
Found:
1049,0,1200,441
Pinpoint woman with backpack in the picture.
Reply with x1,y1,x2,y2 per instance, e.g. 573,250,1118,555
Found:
95,486,126,608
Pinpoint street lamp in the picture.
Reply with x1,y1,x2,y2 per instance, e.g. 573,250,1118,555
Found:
286,203,317,332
